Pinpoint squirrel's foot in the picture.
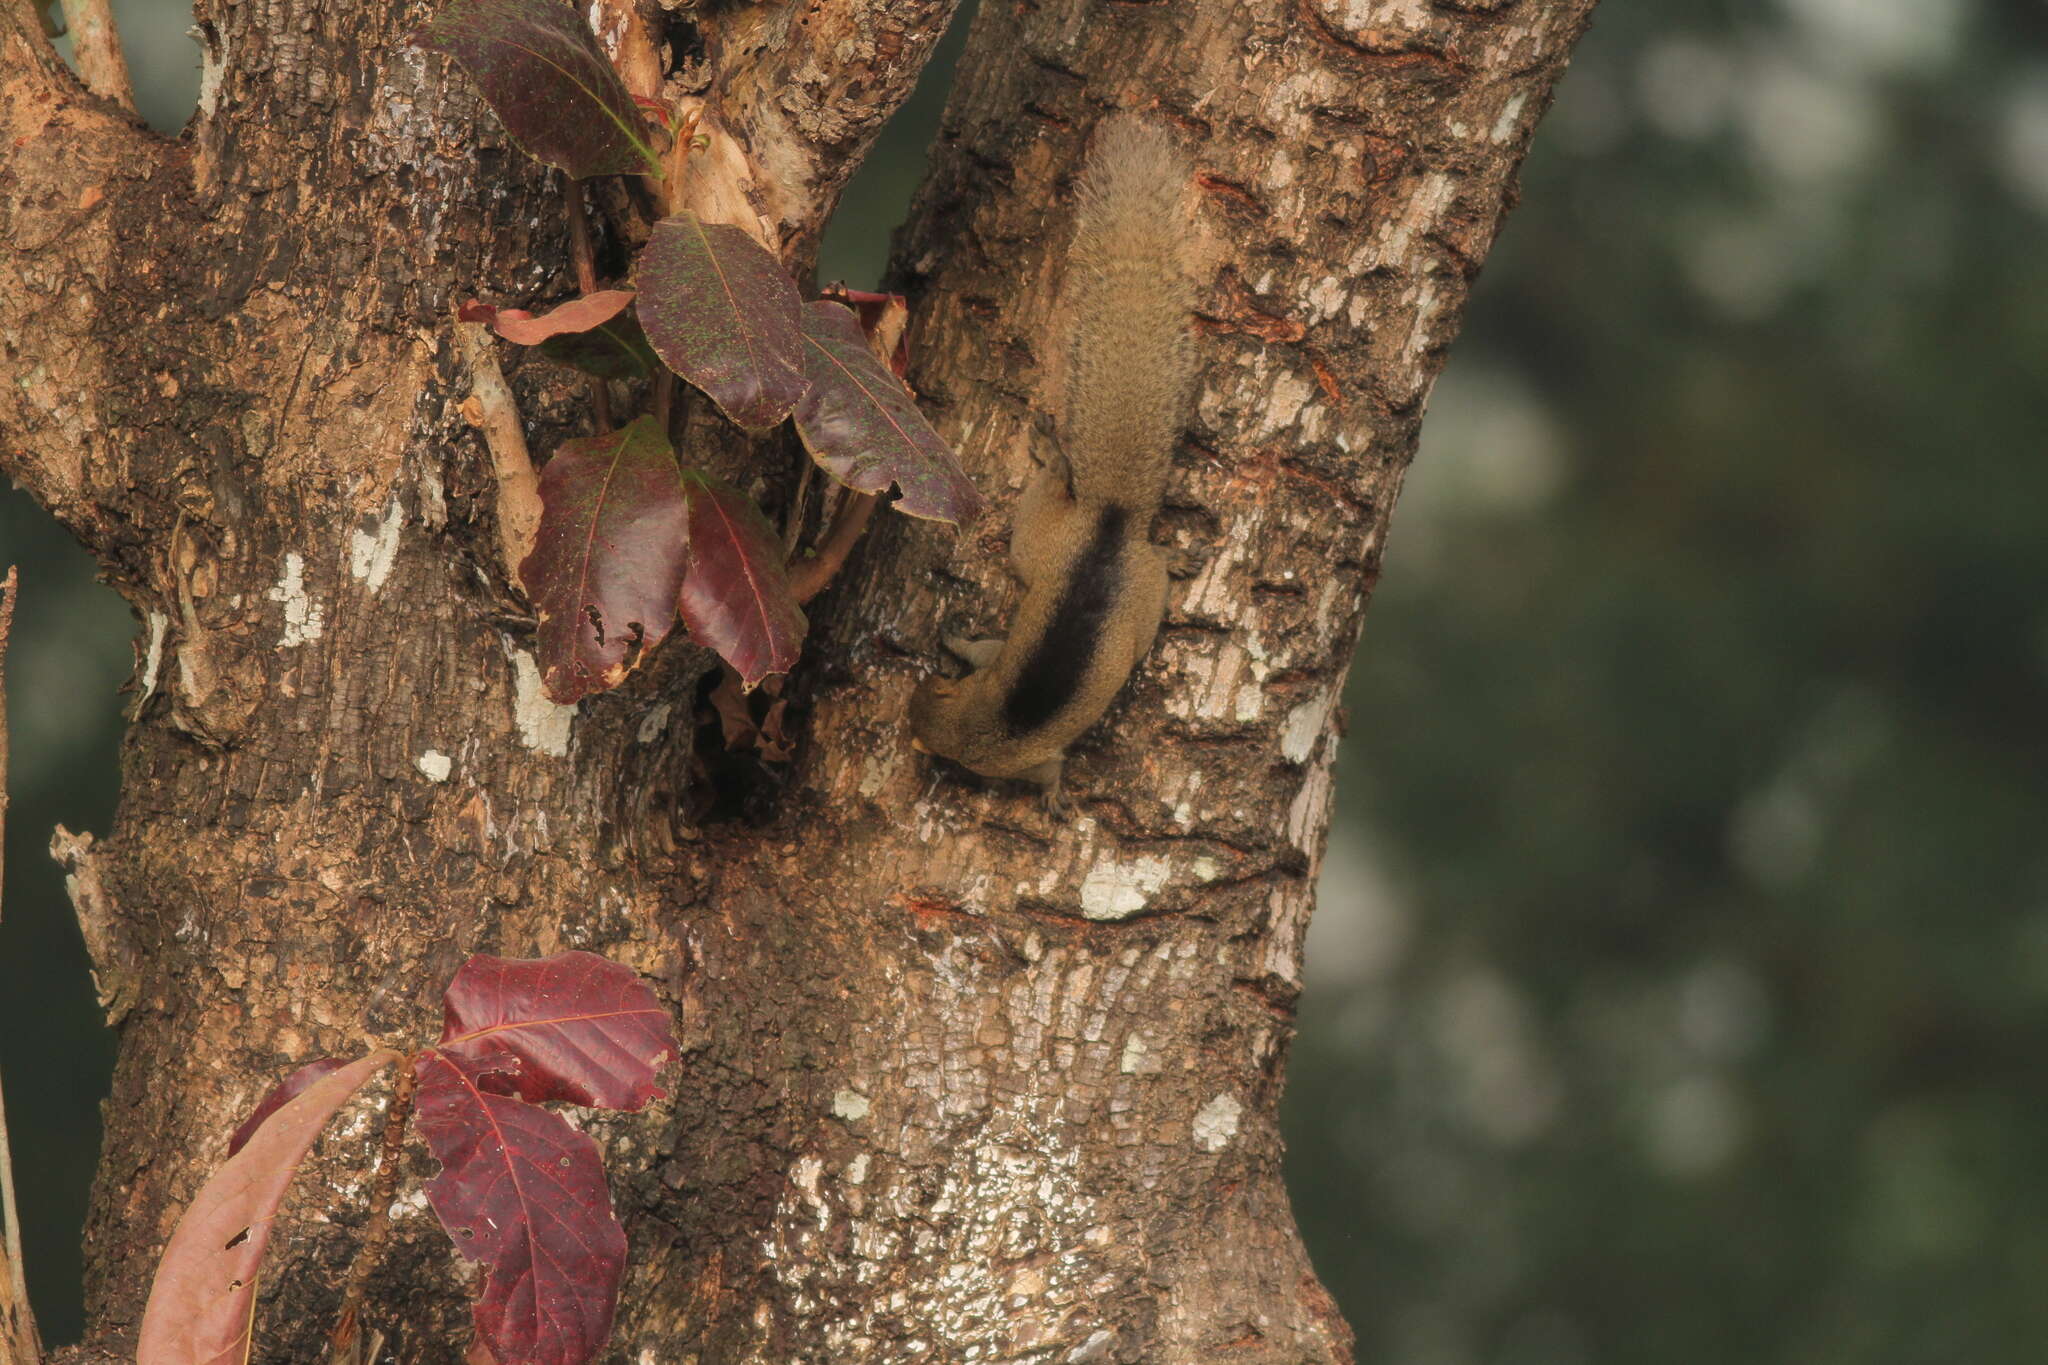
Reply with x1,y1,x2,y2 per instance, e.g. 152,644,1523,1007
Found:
942,634,1005,669
1016,757,1071,818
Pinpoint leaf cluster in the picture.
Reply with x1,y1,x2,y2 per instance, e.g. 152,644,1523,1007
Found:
136,952,678,1365
422,0,980,705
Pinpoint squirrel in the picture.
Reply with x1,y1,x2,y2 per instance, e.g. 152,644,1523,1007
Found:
909,115,1197,810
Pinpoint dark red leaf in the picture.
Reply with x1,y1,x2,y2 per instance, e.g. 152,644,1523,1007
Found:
438,952,677,1112
636,214,808,432
138,1051,401,1365
794,301,981,525
226,1057,348,1158
415,1049,628,1365
677,470,806,688
465,291,636,346
518,415,688,704
414,0,662,178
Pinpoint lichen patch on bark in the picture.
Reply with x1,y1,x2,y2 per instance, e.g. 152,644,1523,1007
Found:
267,552,326,647
509,649,575,755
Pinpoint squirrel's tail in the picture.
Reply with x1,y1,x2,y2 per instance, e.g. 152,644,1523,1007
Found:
1063,116,1196,512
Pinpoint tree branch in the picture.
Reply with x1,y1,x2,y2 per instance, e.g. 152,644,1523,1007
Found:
0,1,160,547
454,319,543,584
563,179,615,434
0,565,36,1365
0,1063,38,1365
56,0,134,111
787,490,879,605
326,1059,418,1359
687,0,965,259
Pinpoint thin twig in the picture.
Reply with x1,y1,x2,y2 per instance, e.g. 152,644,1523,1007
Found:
57,0,135,111
454,318,542,582
0,566,13,925
787,491,880,605
0,565,41,1365
0,1068,35,1365
327,1056,419,1359
652,370,676,435
781,460,819,560
563,178,614,434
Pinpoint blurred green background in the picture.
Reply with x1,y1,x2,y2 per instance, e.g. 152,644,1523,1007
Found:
4,0,2045,1358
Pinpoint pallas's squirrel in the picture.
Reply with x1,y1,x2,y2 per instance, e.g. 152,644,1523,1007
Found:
910,116,1197,809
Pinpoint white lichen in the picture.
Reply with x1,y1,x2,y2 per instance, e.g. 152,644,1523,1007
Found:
1078,854,1173,921
635,700,672,745
415,749,452,782
1280,688,1336,764
1119,1033,1149,1075
348,500,403,593
267,552,325,647
193,24,228,122
1492,91,1531,144
1192,1092,1242,1152
137,610,168,704
509,650,574,755
1067,1331,1117,1364
832,1090,871,1122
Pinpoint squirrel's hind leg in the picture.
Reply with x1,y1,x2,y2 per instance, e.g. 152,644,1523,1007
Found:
1125,546,1172,672
1010,459,1087,588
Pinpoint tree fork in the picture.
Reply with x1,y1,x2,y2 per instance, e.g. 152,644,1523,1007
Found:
0,0,1594,1362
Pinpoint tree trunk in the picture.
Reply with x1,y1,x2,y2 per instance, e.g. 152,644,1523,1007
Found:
0,0,1595,1361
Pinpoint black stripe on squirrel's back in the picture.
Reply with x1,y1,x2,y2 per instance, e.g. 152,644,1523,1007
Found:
1002,506,1127,736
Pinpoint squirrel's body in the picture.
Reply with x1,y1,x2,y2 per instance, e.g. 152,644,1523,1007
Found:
909,118,1195,805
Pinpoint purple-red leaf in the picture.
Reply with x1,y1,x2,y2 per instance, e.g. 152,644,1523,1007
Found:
794,301,981,525
519,415,688,704
463,296,659,379
226,1057,349,1158
677,470,806,688
137,1051,401,1365
438,952,677,1112
415,1049,628,1365
462,291,636,346
414,0,662,179
636,214,809,432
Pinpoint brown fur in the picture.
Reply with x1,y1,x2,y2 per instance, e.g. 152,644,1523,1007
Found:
909,117,1196,808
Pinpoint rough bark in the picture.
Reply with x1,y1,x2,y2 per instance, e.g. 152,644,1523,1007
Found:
0,0,1595,1361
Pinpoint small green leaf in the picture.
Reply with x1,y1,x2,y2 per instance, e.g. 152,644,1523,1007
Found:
794,301,981,525
416,0,663,179
636,214,809,433
519,416,689,703
677,471,806,688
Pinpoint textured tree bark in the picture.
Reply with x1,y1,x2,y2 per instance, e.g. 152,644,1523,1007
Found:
0,0,1594,1361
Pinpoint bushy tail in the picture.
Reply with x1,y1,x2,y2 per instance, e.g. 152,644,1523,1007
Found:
1063,117,1196,512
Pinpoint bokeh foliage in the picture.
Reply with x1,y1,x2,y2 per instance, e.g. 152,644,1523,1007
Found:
1289,2,2048,1362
